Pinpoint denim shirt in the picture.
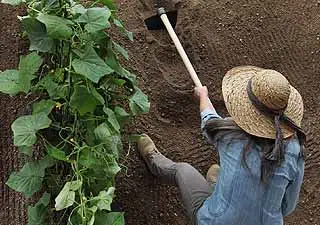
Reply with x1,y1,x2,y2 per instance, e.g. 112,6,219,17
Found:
197,109,305,225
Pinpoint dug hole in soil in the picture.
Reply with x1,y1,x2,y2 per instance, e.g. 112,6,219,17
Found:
1,0,320,224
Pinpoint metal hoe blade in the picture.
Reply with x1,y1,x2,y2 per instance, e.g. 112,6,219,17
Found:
145,10,178,30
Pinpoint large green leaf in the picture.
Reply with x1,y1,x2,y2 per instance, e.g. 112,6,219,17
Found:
72,47,114,83
79,147,120,176
55,181,82,211
91,187,115,211
46,144,68,161
105,43,135,84
103,136,122,159
94,212,125,225
11,113,52,147
94,124,122,158
40,75,68,100
76,7,111,33
79,147,100,168
37,14,74,40
27,192,50,225
113,42,129,60
21,17,55,53
94,123,112,141
70,3,87,15
1,0,22,6
129,88,150,116
6,156,55,197
103,107,120,134
89,83,105,104
32,99,56,115
104,155,121,176
70,85,99,116
114,106,130,123
19,52,43,93
0,70,20,95
112,18,133,41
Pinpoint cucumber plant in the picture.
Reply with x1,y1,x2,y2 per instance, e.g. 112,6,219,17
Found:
0,0,150,224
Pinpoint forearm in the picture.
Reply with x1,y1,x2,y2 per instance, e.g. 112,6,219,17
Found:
199,94,214,112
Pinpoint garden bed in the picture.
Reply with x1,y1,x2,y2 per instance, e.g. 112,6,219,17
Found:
1,0,320,224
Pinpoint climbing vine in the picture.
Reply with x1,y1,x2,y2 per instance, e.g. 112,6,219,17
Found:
0,0,149,224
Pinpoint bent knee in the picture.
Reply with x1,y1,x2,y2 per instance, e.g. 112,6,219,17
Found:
175,162,194,173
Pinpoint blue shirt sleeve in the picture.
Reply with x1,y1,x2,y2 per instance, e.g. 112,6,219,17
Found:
200,108,222,145
200,108,222,129
282,157,305,216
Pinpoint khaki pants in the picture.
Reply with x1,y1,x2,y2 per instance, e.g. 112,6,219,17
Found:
146,153,213,225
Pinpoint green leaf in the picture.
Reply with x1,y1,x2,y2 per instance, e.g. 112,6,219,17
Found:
40,75,68,100
113,18,133,41
37,14,74,40
6,156,55,197
103,107,120,134
79,146,120,176
19,146,33,156
70,3,87,15
92,187,115,211
55,181,82,211
1,0,22,6
105,46,136,84
76,8,111,33
94,123,112,141
94,126,122,158
11,113,52,147
38,192,51,206
113,42,129,60
112,78,126,86
0,70,20,95
99,0,117,10
79,147,98,168
72,47,114,83
32,99,55,115
104,135,122,159
27,192,50,225
94,212,125,225
89,84,105,104
70,85,99,116
69,180,82,190
114,106,130,122
21,17,55,53
129,88,150,116
104,155,121,176
18,52,43,93
46,144,68,161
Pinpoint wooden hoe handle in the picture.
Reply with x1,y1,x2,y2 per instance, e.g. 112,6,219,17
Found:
159,13,203,88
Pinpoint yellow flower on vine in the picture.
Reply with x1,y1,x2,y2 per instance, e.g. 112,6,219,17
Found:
55,102,62,110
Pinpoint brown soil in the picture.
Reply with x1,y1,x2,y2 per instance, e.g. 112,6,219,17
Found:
1,0,320,225
0,4,30,225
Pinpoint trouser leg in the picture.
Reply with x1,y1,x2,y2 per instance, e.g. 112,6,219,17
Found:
146,154,212,225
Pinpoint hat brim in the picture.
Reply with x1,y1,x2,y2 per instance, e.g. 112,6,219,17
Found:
222,66,304,139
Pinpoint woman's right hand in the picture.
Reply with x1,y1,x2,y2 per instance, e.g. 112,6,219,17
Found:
194,86,208,101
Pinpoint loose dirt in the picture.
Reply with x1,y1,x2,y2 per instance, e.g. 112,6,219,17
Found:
0,4,30,225
1,0,320,224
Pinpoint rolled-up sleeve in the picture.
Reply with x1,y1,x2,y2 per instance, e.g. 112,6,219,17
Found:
200,108,221,129
200,108,222,145
282,157,305,216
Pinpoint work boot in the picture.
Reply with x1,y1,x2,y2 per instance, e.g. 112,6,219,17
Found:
137,134,176,184
137,134,161,162
206,164,220,185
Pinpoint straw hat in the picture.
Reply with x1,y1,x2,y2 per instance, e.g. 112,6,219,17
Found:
222,66,304,139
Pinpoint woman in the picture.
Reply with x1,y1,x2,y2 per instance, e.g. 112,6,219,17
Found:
137,66,305,225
